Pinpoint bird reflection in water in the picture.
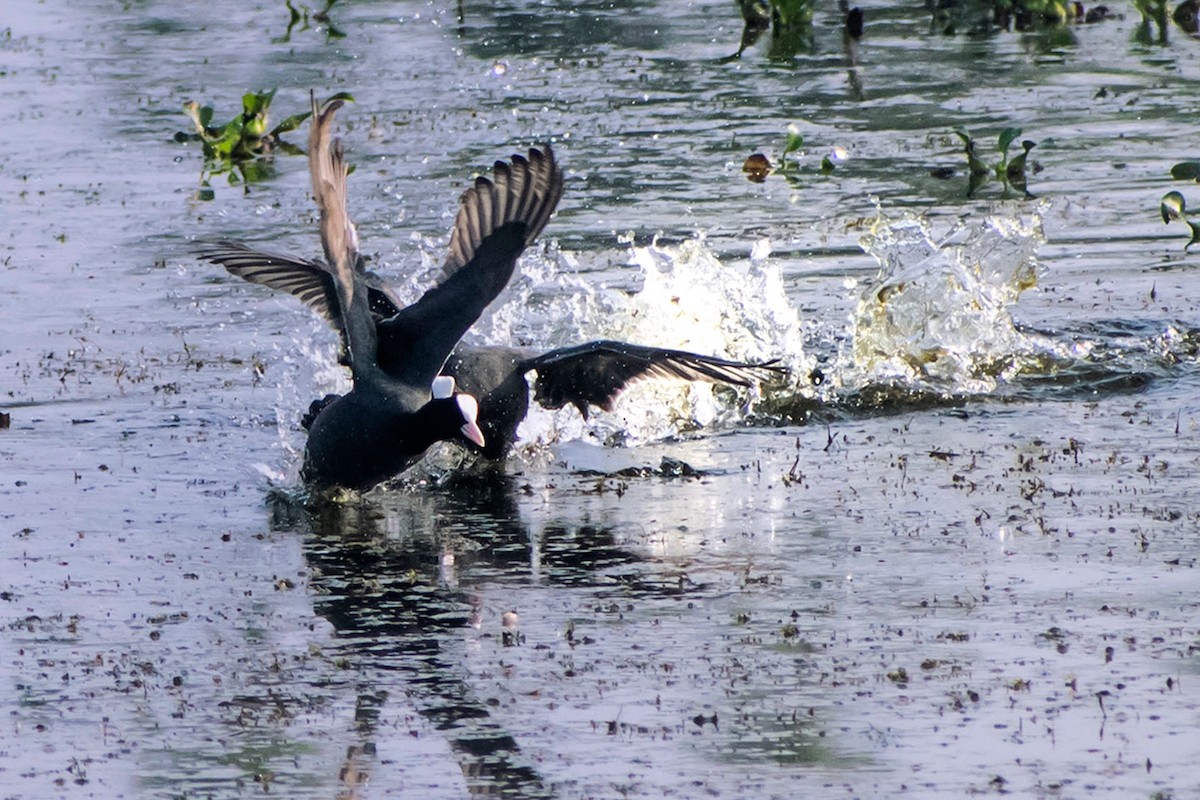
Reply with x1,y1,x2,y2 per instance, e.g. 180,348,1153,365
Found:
266,474,645,798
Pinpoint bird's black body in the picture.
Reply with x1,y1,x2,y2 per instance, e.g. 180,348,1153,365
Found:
197,94,563,490
301,385,474,490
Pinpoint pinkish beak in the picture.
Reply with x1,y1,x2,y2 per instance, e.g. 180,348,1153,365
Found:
454,394,485,447
461,420,486,448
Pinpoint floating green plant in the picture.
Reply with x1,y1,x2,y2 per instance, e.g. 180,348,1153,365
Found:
742,124,842,184
177,90,352,198
1133,0,1199,39
780,124,804,171
770,0,816,29
1160,192,1200,250
951,127,1037,197
182,90,311,161
932,0,1113,35
726,0,819,60
1170,162,1200,182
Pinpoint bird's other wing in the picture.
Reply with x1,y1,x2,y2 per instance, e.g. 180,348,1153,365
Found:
308,93,359,309
525,340,788,418
307,93,384,375
193,240,405,367
194,240,342,326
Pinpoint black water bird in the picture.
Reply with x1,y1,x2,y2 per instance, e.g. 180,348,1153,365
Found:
200,101,783,469
298,338,785,462
408,341,782,461
197,95,563,490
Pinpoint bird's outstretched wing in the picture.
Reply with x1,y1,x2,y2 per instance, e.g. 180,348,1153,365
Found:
525,340,787,418
307,94,358,312
193,241,341,324
375,145,564,384
442,145,564,279
193,241,404,341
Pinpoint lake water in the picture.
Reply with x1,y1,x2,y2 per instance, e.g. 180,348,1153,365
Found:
2,0,1199,797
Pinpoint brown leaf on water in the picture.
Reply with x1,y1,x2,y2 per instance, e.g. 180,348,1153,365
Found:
743,153,772,183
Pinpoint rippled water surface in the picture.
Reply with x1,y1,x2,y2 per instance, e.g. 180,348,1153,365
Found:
3,0,1200,797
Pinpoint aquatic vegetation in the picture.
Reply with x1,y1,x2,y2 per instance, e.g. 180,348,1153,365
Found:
1134,0,1200,38
1171,161,1200,181
182,90,311,162
177,90,351,197
742,153,773,183
1160,192,1200,250
741,124,841,184
950,127,1038,198
276,0,346,42
734,0,815,34
930,0,1113,35
727,0,823,59
768,0,816,29
728,0,864,60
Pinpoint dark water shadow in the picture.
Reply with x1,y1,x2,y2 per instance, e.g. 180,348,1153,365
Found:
270,477,546,797
266,473,660,797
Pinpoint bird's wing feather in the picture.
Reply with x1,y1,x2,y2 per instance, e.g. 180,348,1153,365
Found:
441,145,564,279
526,340,786,417
193,241,341,325
375,145,563,384
307,94,359,310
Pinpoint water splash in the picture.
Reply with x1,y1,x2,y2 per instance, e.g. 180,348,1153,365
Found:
269,320,348,483
470,236,812,454
845,202,1053,395
262,204,1200,483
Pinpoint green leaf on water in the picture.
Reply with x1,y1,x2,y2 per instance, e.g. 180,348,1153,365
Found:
953,128,989,176
1161,191,1186,223
1160,191,1200,249
1007,141,1034,180
241,89,276,118
1188,221,1200,250
271,111,313,136
273,140,306,157
238,159,277,184
241,90,275,139
1170,162,1200,181
997,127,1022,154
205,116,244,159
783,124,804,157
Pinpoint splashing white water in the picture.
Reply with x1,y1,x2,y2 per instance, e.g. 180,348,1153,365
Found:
267,233,808,475
469,235,811,455
845,201,1054,395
